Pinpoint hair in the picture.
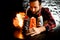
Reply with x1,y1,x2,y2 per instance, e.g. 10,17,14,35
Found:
29,0,41,5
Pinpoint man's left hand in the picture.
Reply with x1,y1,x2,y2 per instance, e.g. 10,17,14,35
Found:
31,26,46,36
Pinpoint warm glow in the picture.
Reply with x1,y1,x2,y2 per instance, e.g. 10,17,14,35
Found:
16,12,25,28
14,31,24,39
14,12,26,39
16,14,23,27
18,32,24,39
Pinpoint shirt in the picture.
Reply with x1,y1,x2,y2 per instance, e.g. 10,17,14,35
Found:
26,7,56,31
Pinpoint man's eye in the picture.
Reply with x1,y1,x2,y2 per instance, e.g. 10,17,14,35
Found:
30,7,32,8
34,7,37,8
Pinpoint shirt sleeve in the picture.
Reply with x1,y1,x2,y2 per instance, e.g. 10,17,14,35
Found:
43,8,56,31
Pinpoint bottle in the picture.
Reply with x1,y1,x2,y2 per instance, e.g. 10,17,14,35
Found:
23,15,30,35
37,16,43,27
29,17,36,28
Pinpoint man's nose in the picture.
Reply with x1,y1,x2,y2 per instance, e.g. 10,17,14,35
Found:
32,8,35,12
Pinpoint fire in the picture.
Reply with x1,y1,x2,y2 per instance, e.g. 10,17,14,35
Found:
14,12,26,39
16,12,25,28
16,14,23,28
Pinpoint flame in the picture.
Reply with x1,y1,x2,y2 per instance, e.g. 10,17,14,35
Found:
14,12,26,39
16,12,25,28
16,14,23,27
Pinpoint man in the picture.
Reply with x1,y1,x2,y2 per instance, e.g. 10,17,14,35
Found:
13,0,56,40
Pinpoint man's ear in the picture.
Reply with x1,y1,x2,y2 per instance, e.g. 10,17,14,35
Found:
39,5,42,9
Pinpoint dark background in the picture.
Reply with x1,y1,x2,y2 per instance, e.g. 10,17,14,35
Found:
0,0,24,40
0,0,60,40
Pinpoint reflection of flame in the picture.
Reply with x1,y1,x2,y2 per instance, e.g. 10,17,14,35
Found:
14,30,24,39
18,32,24,39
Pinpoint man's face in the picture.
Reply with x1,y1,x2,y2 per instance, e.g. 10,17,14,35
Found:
30,1,41,14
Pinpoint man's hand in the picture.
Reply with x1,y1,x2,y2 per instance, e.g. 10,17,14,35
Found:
30,26,46,36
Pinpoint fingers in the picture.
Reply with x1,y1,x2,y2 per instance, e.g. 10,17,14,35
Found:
31,27,41,36
31,33,37,36
26,32,35,35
